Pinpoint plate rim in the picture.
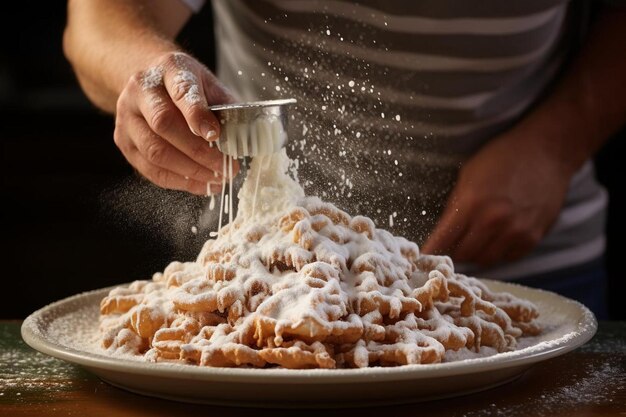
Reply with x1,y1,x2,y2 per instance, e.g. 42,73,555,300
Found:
21,280,597,384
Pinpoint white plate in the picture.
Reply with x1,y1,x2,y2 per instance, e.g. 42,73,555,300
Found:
21,280,597,408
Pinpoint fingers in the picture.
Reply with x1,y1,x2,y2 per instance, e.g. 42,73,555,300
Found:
136,80,229,176
450,226,498,263
161,53,230,142
466,223,540,268
422,193,541,267
473,232,534,267
115,53,242,196
421,192,468,255
128,146,221,196
468,207,540,267
114,111,224,195
116,110,223,184
452,201,513,262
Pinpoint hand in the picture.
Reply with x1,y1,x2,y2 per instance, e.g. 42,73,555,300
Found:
421,130,573,267
114,52,238,195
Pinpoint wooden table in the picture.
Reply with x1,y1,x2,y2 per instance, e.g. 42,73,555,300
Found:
1,320,624,416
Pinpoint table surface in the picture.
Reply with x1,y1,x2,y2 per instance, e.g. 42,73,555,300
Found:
1,320,624,417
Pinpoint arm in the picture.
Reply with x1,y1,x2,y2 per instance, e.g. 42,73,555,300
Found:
64,0,191,113
422,7,626,266
64,0,236,195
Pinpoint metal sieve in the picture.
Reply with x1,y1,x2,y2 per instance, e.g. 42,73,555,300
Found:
210,98,297,158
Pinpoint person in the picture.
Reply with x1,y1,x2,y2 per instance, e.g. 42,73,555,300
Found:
63,0,626,318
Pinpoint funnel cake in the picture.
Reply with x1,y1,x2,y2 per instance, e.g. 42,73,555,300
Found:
99,151,540,368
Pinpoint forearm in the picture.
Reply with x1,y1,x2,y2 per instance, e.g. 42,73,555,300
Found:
63,0,192,113
510,7,626,176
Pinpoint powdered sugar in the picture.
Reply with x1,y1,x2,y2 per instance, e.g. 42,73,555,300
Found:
141,52,204,104
93,150,552,368
0,325,85,399
26,284,596,367
18,281,608,410
14,300,626,408
173,70,203,105
238,150,304,220
456,360,624,417
550,362,624,406
141,66,164,90
218,116,288,158
444,326,580,362
38,143,596,371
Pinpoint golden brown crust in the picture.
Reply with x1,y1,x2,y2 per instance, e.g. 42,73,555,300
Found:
99,201,541,368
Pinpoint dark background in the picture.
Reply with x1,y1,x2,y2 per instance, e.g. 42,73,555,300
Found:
1,3,624,319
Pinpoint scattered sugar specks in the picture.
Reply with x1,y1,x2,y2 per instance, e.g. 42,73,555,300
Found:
141,66,164,90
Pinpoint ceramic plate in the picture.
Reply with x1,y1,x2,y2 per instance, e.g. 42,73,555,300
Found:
21,280,597,408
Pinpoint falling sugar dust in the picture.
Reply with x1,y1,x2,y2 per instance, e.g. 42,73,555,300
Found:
212,11,454,244
100,104,292,261
102,16,451,263
99,176,227,262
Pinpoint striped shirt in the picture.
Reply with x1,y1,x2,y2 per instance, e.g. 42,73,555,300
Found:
185,0,610,280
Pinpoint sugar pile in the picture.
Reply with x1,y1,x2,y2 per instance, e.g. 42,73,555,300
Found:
95,147,544,368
